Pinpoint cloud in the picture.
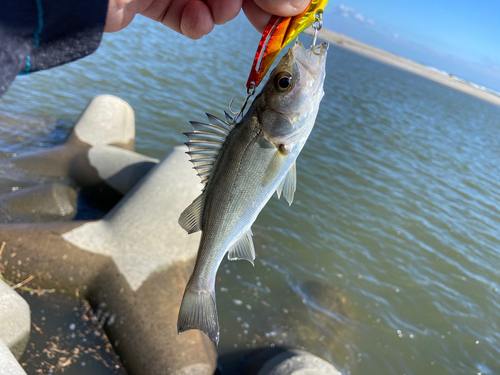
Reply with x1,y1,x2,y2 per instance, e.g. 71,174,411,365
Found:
354,14,364,22
338,4,354,18
334,4,374,25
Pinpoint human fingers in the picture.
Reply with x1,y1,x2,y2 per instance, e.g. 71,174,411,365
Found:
140,0,214,39
242,0,309,33
206,0,242,25
241,0,271,33
253,0,309,17
180,0,214,39
105,0,148,32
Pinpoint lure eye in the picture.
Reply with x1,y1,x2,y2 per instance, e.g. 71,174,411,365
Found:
274,72,294,93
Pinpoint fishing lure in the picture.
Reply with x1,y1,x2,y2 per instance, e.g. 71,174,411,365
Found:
229,0,329,125
246,0,329,91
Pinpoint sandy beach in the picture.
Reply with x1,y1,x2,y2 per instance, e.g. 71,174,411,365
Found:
306,28,500,107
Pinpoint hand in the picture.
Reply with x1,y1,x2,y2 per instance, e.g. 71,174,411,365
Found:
105,0,309,39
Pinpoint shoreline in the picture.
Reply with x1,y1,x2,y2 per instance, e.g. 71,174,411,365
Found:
306,28,500,107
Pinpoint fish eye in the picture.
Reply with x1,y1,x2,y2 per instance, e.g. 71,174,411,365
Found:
274,72,294,93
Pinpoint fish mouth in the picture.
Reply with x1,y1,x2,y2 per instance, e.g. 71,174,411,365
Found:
292,40,329,71
288,40,328,97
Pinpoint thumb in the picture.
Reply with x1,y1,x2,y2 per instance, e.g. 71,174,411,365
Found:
253,0,309,17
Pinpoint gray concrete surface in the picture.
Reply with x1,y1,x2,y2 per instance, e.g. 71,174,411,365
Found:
0,183,77,221
63,146,201,291
0,338,27,375
0,146,217,374
0,279,30,359
257,349,340,375
68,95,135,148
87,145,158,195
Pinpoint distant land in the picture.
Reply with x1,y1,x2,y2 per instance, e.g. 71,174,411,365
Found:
307,28,500,107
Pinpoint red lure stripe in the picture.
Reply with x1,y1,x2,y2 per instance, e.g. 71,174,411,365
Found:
246,15,283,90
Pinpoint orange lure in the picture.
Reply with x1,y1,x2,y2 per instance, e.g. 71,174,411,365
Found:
246,0,329,91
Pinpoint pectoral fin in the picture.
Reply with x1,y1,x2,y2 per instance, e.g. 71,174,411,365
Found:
276,161,296,205
228,229,255,266
262,149,285,187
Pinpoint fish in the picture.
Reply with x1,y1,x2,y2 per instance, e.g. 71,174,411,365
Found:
177,40,329,346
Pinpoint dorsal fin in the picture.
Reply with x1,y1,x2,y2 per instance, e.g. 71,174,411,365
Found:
184,113,232,186
228,229,255,266
206,113,232,132
224,111,234,124
276,161,296,206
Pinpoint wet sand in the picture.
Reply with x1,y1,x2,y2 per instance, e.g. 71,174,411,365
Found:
307,28,500,107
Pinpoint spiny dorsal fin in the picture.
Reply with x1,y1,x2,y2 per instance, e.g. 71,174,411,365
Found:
276,161,296,206
228,229,255,266
189,122,229,136
206,113,232,131
224,111,234,124
185,113,232,186
178,193,204,234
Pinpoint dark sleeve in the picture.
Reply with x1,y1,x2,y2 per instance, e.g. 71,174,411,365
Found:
0,0,108,97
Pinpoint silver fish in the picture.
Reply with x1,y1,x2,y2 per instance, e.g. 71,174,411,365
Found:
177,40,329,345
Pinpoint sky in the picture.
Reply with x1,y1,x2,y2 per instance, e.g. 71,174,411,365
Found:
322,0,500,91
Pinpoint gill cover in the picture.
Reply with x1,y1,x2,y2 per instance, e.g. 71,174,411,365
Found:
260,40,328,146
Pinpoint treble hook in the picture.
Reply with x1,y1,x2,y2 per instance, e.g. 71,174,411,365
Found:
228,82,256,125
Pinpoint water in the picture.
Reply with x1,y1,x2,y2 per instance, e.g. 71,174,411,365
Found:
2,15,500,375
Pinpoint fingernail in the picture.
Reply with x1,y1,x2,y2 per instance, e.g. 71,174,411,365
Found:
290,0,308,10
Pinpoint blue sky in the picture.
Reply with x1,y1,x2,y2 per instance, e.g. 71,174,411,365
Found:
322,0,500,91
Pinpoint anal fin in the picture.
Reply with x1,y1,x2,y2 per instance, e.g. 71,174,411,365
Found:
228,229,255,266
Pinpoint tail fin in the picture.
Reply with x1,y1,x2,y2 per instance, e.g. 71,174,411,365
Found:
177,288,219,346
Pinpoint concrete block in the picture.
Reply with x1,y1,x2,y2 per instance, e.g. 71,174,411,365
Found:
87,145,158,195
0,280,30,359
12,95,157,198
0,146,217,375
67,94,135,149
62,146,202,291
257,349,340,375
0,338,27,375
0,96,217,374
0,183,77,221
